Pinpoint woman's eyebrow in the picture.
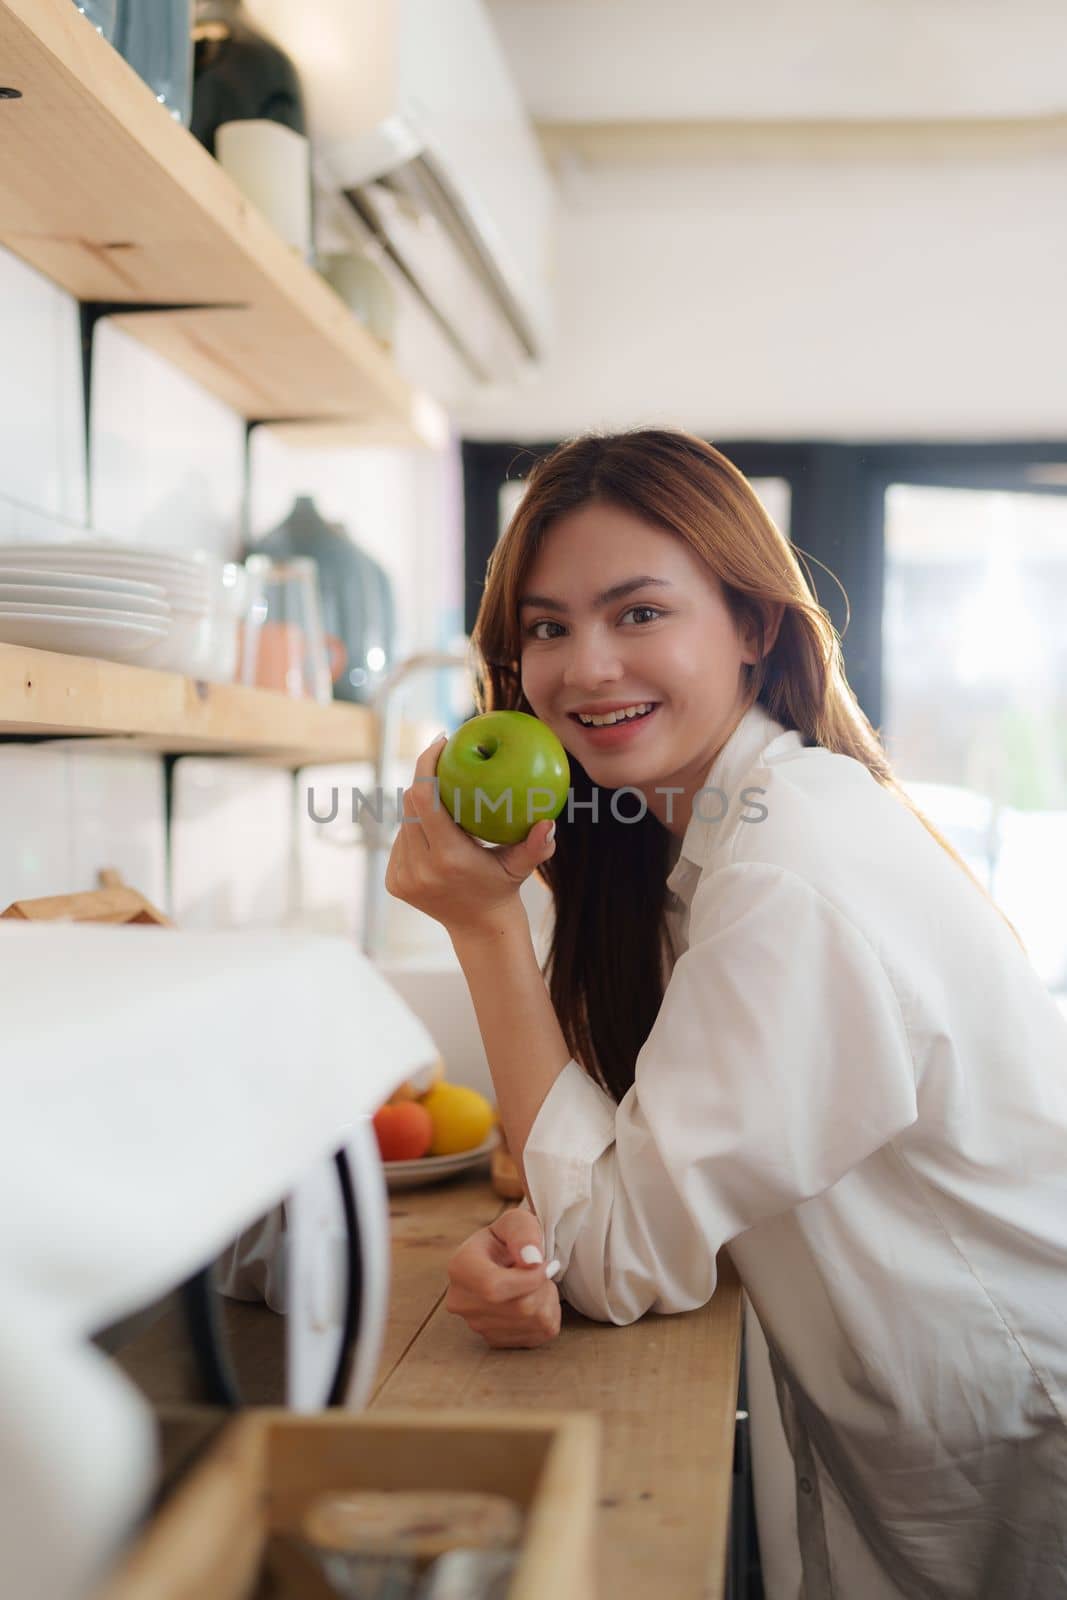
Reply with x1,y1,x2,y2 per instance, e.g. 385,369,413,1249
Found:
518,576,674,614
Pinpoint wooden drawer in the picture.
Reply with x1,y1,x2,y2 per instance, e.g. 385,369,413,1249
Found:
96,1406,600,1600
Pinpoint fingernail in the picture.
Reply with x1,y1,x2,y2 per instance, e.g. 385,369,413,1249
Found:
433,732,448,745
545,1258,561,1280
546,822,556,844
519,1245,544,1265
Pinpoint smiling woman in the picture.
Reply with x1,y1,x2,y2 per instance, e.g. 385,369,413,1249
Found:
472,428,1017,1103
387,427,1067,1600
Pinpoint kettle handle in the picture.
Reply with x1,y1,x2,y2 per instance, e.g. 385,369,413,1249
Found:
330,1119,391,1410
181,1127,389,1410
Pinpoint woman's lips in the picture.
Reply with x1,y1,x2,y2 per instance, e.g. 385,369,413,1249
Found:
568,703,660,747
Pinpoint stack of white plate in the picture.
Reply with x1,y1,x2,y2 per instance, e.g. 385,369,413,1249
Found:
0,564,169,662
0,544,246,679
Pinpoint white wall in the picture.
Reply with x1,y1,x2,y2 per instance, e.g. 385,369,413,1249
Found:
0,245,462,950
457,125,1067,441
463,0,1067,441
487,0,1067,123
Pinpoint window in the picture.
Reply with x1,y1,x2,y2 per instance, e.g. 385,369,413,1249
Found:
883,483,1067,995
497,476,791,542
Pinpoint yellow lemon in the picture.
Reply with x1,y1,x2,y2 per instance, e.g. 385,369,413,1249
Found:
421,1082,494,1157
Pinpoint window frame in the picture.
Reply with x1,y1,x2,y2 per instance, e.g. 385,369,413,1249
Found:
462,438,1067,732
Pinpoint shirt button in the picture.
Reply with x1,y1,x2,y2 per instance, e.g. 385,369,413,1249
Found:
798,1476,813,1495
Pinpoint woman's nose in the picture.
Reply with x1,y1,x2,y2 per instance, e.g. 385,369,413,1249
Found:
561,629,624,688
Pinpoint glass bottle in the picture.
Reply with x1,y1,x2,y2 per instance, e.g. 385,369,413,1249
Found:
71,0,118,43
113,0,194,126
191,0,306,157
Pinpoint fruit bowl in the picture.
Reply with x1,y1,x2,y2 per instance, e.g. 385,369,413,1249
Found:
382,1130,500,1191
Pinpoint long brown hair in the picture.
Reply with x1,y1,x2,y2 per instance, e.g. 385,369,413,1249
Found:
470,428,1022,1103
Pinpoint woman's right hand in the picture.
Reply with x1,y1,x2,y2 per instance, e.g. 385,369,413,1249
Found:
445,1208,562,1348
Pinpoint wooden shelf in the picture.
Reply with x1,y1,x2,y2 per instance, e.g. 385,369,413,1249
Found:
0,643,378,765
0,0,444,447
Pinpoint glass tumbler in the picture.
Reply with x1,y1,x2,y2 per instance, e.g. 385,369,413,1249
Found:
240,555,333,704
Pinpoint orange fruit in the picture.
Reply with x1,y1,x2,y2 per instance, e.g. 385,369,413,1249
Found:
372,1101,433,1162
421,1083,494,1157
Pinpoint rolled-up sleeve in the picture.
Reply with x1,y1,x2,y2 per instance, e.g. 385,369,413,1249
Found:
522,862,918,1325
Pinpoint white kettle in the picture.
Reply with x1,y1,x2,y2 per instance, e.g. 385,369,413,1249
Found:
185,1116,391,1411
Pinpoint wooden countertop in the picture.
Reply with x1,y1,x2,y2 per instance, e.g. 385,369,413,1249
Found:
375,1174,744,1600
109,1170,743,1597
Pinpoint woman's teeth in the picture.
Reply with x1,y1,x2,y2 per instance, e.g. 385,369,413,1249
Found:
575,702,656,727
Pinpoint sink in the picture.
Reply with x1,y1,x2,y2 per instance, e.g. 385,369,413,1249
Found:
374,952,493,1101
373,876,554,1104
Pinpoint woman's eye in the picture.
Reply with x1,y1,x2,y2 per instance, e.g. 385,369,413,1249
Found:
523,606,664,641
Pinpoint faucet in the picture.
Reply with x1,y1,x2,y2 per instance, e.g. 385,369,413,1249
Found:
361,649,475,959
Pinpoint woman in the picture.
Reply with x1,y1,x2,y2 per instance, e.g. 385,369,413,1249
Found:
386,428,1067,1598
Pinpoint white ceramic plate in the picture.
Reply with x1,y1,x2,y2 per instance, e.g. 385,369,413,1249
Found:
0,600,169,623
0,584,170,617
0,567,166,602
0,548,213,602
383,1129,500,1191
1,570,210,615
0,541,212,574
0,608,168,659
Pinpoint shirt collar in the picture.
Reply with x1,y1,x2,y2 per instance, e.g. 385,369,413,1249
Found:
665,701,800,901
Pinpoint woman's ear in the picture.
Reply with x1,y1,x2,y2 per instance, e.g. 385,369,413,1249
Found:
742,601,785,664
761,601,786,656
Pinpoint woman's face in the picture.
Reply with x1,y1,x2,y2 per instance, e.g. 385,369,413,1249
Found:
518,500,761,836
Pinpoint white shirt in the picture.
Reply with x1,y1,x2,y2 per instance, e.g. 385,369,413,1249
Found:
523,702,1067,1599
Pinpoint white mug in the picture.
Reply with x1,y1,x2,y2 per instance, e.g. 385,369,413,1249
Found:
216,119,313,259
320,251,397,348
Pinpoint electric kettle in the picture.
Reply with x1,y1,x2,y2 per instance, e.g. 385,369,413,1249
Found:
181,1117,390,1411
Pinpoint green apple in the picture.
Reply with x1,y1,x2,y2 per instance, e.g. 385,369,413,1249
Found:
436,711,570,844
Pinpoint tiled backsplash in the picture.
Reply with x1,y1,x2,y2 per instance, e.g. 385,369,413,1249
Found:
0,747,76,904
89,321,245,558
0,745,167,912
66,747,169,912
0,243,464,948
0,252,86,528
294,761,375,943
170,758,295,930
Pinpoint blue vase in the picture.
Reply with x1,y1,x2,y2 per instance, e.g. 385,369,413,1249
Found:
248,497,397,707
114,0,194,125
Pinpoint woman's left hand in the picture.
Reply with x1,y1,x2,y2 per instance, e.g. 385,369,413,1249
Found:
384,735,557,940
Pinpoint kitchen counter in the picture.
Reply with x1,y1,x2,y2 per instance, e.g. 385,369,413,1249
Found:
376,1174,744,1600
106,1168,743,1597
